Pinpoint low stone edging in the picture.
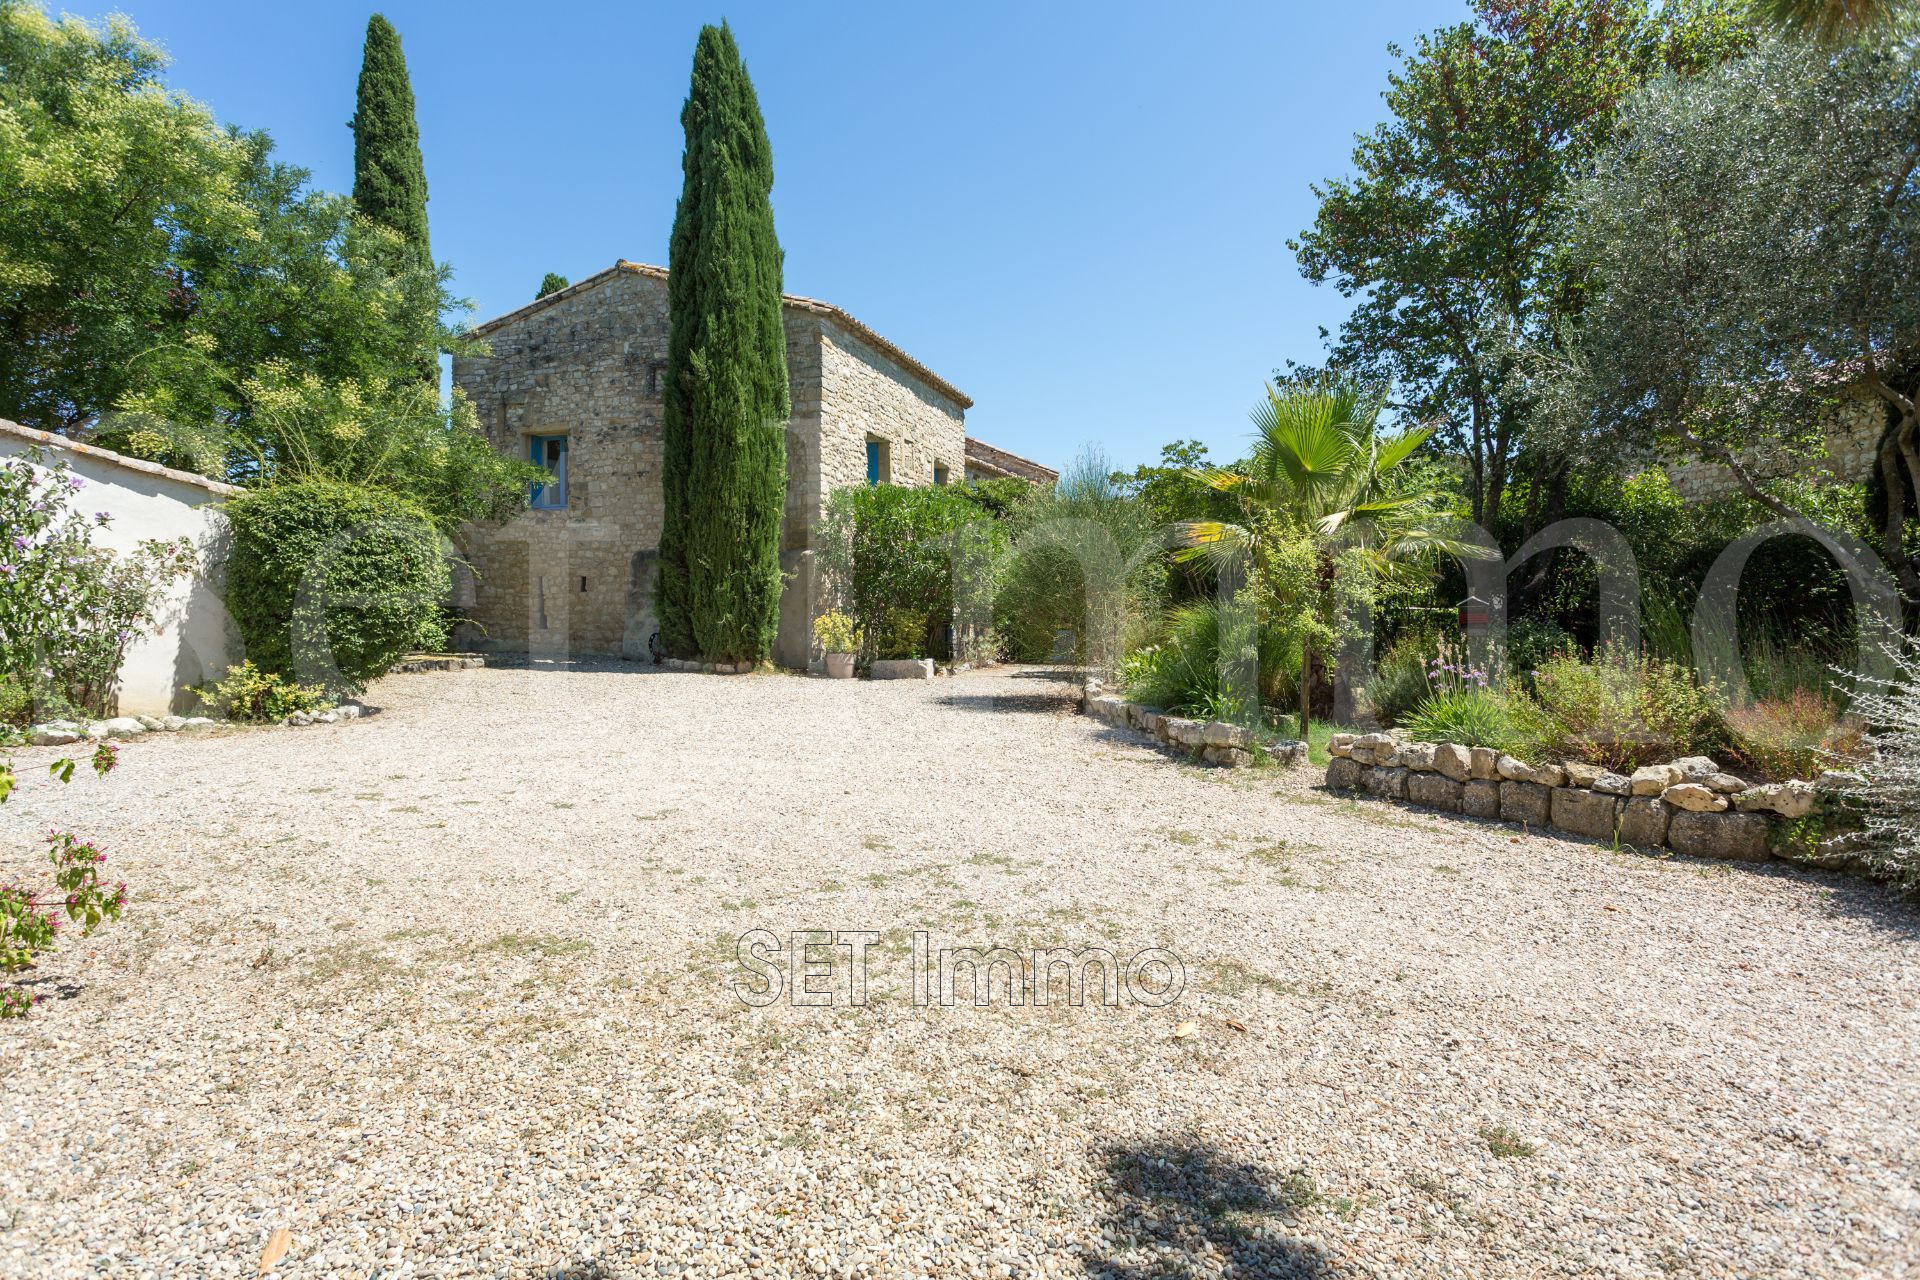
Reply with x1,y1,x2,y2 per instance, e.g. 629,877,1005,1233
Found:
1079,680,1308,769
22,702,369,744
658,657,760,675
388,654,487,675
1325,731,1851,864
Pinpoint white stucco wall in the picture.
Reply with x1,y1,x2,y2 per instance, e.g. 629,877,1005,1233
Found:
0,421,235,717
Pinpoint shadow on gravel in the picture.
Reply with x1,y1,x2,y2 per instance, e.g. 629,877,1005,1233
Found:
935,691,1079,715
1805,871,1920,941
1008,666,1088,684
1084,1141,1333,1279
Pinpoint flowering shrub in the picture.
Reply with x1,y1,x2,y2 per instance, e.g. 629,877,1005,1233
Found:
0,740,126,1017
0,449,195,717
1725,689,1866,781
1399,640,1517,748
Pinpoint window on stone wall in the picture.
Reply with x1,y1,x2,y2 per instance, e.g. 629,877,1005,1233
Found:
934,463,949,486
866,437,890,486
529,434,568,508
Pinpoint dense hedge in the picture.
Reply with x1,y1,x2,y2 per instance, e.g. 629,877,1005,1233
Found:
816,485,1003,661
223,482,449,690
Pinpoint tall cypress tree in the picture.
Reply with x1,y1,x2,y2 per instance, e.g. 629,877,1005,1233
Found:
536,272,570,299
654,23,789,663
350,14,431,269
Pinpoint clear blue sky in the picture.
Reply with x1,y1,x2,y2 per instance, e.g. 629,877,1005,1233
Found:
69,0,1464,473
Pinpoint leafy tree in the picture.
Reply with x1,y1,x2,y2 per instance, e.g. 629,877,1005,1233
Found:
0,2,251,433
1758,0,1902,41
1541,25,1920,600
1293,0,1755,533
0,3,470,479
536,272,570,299
226,363,543,532
654,23,790,663
350,14,431,270
1184,380,1479,735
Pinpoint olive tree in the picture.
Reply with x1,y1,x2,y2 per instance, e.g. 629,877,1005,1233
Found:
1539,25,1920,600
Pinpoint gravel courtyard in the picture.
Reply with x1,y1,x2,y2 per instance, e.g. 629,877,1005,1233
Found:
2,664,1916,1279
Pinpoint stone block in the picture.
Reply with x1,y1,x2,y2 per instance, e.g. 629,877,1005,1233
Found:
1618,797,1671,848
1461,779,1502,819
1592,772,1632,796
1662,783,1727,813
1500,780,1551,826
1366,766,1410,800
1667,810,1771,862
1551,787,1622,840
1671,756,1721,782
1200,745,1252,768
1629,765,1678,796
1328,733,1356,759
1564,761,1604,788
1203,720,1252,749
1733,780,1817,820
1433,743,1472,782
1705,772,1746,794
1496,755,1565,787
1407,772,1465,812
1468,747,1500,780
1325,757,1365,791
1399,742,1439,771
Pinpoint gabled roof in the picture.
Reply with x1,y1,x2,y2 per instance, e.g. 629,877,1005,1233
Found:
466,260,973,410
964,437,1057,485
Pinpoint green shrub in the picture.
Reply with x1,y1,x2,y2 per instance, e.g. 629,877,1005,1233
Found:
192,661,330,722
815,484,1003,663
223,482,449,690
1361,640,1431,727
1403,689,1519,750
1119,601,1291,719
1528,644,1723,771
1506,616,1574,689
0,677,29,729
875,608,928,660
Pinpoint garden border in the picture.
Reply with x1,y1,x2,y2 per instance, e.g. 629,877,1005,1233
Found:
1323,731,1860,867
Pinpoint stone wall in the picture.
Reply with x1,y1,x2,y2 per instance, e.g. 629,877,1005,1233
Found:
1665,386,1887,502
452,265,968,668
1324,732,1840,864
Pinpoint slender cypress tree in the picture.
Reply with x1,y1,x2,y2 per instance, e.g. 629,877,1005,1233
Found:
350,15,431,269
654,23,789,663
536,272,570,299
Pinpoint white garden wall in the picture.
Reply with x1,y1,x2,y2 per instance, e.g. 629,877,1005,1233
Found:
0,419,235,716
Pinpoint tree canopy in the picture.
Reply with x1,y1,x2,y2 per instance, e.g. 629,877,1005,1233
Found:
1293,0,1756,532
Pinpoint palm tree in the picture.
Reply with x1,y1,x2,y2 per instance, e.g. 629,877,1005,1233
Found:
1180,378,1480,739
1758,0,1901,43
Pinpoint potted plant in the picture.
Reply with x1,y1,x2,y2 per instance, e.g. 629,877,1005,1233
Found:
813,610,861,679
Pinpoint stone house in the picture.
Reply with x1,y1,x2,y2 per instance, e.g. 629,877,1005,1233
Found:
1664,383,1889,501
453,260,1050,668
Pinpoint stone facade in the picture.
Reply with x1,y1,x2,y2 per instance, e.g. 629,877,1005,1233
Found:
1664,386,1888,502
452,261,991,669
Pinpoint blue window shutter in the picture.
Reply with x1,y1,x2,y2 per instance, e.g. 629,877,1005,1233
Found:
866,440,880,485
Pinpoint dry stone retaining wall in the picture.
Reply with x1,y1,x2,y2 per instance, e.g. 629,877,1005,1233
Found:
1325,732,1844,863
1079,680,1308,769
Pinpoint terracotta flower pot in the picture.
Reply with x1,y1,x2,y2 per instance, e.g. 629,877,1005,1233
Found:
824,652,857,679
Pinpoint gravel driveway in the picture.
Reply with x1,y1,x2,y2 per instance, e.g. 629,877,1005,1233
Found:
2,663,1916,1279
